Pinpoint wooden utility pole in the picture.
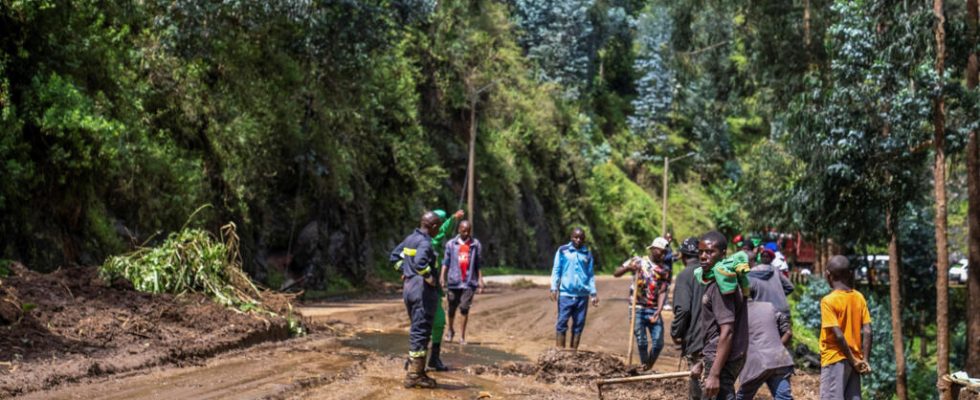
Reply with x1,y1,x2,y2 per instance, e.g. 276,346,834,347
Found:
467,97,477,229
965,0,980,377
464,81,495,234
932,0,951,396
661,152,695,235
661,157,668,235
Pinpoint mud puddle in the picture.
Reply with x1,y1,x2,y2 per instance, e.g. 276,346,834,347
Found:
343,332,527,366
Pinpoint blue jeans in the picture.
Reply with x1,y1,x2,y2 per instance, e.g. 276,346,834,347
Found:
736,367,793,400
556,295,589,334
632,307,664,367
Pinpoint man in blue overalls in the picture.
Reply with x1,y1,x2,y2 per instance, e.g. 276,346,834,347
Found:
390,211,442,388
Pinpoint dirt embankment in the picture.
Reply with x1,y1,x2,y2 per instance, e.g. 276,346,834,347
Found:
0,262,290,398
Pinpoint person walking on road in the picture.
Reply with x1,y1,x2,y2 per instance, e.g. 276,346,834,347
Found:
613,237,671,371
441,220,485,346
390,211,443,388
550,227,598,350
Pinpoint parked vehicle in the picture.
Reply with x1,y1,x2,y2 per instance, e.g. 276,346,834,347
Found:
854,255,889,284
950,259,969,284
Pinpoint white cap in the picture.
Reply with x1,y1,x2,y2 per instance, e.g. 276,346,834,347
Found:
647,237,669,250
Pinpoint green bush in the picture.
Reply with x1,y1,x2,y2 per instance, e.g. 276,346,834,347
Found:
863,294,897,399
795,277,831,333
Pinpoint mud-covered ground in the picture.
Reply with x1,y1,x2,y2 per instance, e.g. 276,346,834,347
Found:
4,274,821,399
0,263,289,398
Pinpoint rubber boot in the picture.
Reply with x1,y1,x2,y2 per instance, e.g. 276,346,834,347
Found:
404,356,437,389
427,343,449,371
570,334,582,350
556,332,567,348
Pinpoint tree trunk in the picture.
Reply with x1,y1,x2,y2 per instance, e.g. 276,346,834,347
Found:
966,0,980,378
887,208,908,400
814,235,824,275
933,0,951,396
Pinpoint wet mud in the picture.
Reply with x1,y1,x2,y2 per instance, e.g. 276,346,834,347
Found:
0,263,290,398
3,276,822,399
344,331,527,365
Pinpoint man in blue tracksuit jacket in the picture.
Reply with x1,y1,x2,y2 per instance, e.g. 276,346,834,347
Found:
549,227,599,350
390,211,442,389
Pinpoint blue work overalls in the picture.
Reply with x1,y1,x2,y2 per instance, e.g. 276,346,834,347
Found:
390,228,439,357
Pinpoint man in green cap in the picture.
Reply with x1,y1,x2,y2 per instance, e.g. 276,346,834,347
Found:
427,208,463,371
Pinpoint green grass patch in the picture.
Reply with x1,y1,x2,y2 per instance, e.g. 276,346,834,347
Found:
787,283,820,355
0,259,10,278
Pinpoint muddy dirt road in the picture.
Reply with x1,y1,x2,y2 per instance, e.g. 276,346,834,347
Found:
14,276,819,399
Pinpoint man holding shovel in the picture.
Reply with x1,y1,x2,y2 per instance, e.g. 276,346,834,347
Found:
614,237,672,371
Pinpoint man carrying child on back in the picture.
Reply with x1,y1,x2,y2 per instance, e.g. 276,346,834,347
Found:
692,231,750,400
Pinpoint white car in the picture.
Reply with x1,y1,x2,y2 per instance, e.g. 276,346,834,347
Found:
950,260,969,284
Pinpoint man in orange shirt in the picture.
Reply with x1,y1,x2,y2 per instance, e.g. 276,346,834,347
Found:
819,255,872,400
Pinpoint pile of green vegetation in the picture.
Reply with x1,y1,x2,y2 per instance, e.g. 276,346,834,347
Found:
100,223,304,335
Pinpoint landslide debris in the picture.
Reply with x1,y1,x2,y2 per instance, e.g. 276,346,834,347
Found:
0,262,290,397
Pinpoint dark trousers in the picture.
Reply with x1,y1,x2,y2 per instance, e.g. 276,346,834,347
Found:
403,275,438,354
687,354,704,400
702,356,745,400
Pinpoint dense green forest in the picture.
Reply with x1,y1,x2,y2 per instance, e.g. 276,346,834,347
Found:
0,0,976,274
2,0,979,397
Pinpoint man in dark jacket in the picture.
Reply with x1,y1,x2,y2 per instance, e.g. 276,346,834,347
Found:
670,237,706,399
441,220,485,346
390,211,442,389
